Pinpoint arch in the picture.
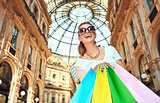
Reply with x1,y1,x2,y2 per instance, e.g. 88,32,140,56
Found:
158,33,160,56
31,1,40,24
18,75,29,102
139,55,148,77
18,71,32,102
151,28,160,58
34,84,40,102
0,57,17,99
23,71,32,89
138,55,154,89
134,50,147,77
36,82,41,95
34,81,42,102
0,61,12,102
0,57,16,76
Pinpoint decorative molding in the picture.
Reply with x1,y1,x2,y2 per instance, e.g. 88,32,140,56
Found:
3,9,13,19
17,69,23,83
132,44,142,57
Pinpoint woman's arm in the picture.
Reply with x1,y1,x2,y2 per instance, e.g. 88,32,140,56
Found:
74,66,86,82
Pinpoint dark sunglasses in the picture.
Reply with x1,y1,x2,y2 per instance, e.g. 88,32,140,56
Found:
78,26,95,35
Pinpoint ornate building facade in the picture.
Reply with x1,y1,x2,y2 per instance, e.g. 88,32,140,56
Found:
0,0,52,102
45,55,76,103
106,0,160,93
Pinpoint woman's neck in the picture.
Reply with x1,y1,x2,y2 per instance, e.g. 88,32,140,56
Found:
84,43,99,58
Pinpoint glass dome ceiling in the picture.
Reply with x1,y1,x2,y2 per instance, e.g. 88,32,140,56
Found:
45,0,110,63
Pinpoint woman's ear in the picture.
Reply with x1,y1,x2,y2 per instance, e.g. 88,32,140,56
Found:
94,33,96,38
78,36,81,41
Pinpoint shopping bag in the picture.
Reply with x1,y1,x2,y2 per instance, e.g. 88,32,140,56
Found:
114,64,160,103
106,65,137,103
91,64,112,103
70,68,97,103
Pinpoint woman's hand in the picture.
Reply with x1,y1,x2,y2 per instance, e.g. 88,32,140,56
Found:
93,62,113,72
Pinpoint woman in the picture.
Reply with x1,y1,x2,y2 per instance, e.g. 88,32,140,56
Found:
74,22,125,81
72,22,160,103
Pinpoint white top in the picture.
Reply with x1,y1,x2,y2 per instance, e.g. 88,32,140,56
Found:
74,45,122,74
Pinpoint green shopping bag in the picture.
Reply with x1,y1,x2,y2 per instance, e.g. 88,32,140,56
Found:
105,65,137,103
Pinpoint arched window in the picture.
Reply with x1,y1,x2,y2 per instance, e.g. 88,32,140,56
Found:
18,76,28,102
158,34,160,56
62,95,65,103
0,62,12,103
139,55,147,75
130,20,136,40
122,41,126,58
34,84,39,103
11,26,19,49
52,94,55,103
139,55,153,86
42,23,46,34
33,5,38,21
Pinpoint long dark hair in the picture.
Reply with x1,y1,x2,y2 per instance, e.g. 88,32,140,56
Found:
78,22,95,56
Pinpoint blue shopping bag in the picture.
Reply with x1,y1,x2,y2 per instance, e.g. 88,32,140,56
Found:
70,68,97,103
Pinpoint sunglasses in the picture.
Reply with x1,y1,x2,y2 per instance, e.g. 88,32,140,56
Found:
78,26,95,35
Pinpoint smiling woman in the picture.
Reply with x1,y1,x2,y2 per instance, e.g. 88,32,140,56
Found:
45,0,110,63
71,21,160,103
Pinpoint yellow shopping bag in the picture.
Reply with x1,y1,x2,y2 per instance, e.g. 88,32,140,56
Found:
91,65,112,103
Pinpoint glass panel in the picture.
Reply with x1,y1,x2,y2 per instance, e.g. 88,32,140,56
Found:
43,23,46,34
122,42,126,57
0,62,12,89
34,6,38,19
19,76,28,102
130,21,136,40
146,0,154,10
158,34,160,56
0,62,12,103
62,95,65,103
133,40,138,49
139,55,146,74
69,7,93,23
52,94,55,103
62,76,66,81
21,76,28,90
34,84,39,103
0,94,7,103
139,55,154,88
9,46,16,56
11,26,19,48
39,59,42,73
53,74,56,79
28,46,32,63
149,6,158,23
